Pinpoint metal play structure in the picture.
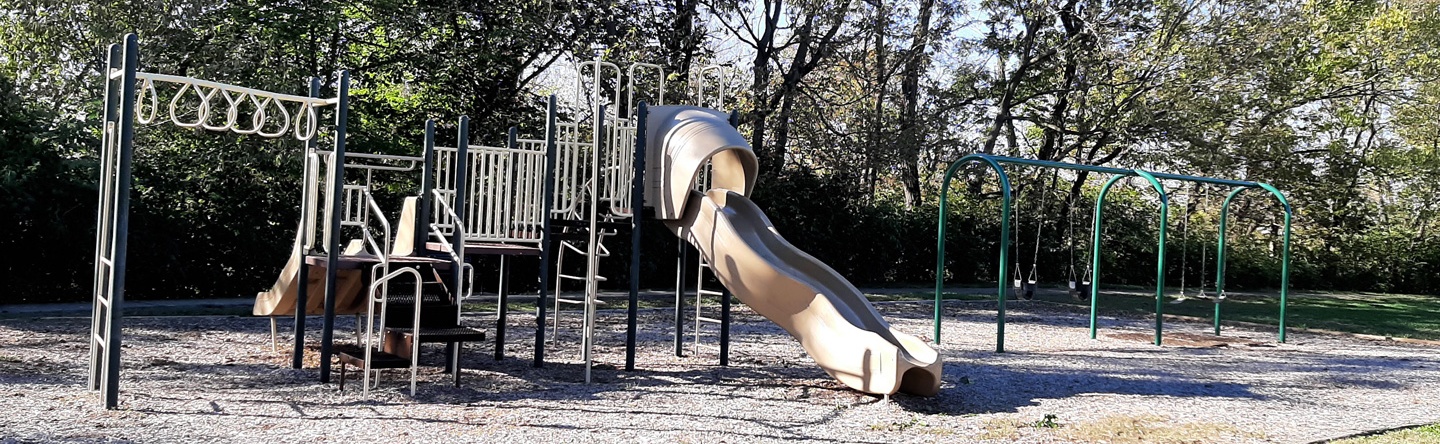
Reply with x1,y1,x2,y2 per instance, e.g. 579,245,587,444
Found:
90,34,946,409
932,154,1293,351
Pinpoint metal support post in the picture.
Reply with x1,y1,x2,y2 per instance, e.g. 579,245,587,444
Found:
292,77,321,370
534,95,558,367
625,103,648,371
319,70,351,383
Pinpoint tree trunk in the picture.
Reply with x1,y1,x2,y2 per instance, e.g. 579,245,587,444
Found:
897,0,933,208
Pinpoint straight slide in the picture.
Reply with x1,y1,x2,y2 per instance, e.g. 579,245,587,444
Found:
253,228,366,317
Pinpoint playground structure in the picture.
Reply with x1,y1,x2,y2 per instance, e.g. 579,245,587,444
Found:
89,34,941,409
932,154,1293,351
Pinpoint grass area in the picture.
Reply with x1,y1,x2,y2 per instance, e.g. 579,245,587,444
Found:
1038,288,1440,340
1333,424,1440,444
900,286,1440,341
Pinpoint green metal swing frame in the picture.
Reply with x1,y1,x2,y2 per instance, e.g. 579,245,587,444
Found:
933,154,1293,351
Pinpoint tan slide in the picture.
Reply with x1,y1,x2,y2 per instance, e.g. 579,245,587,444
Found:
647,106,942,396
253,227,366,317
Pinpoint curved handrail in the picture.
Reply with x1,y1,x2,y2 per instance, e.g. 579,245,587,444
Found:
627,62,665,114
430,188,469,252
361,266,422,396
934,153,1012,349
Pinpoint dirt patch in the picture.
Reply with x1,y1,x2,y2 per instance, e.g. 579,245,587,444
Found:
1105,331,1271,348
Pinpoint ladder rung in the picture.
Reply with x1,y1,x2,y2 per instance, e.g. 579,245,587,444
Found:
92,333,107,345
555,298,607,306
94,296,111,308
552,272,604,282
696,289,724,296
98,257,113,267
696,316,722,324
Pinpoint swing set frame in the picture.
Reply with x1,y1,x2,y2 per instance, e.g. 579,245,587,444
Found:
933,154,1293,351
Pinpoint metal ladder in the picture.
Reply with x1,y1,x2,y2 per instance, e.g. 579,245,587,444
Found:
549,235,614,341
691,247,731,365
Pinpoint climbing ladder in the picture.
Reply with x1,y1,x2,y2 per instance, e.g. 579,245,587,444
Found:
690,252,732,365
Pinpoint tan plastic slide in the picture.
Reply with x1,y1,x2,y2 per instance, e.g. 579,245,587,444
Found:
253,227,366,317
647,106,943,396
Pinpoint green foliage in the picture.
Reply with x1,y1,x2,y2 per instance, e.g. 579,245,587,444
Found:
1,0,1439,301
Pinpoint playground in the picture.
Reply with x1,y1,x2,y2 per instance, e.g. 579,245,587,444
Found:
4,298,1439,442
4,1,1440,440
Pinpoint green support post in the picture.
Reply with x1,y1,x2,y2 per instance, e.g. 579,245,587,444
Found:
1215,186,1247,336
1089,174,1127,339
935,154,1012,351
1132,170,1169,346
1256,183,1293,343
1088,171,1168,346
1215,184,1292,342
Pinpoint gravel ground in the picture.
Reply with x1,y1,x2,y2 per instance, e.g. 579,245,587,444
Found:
1,300,1437,443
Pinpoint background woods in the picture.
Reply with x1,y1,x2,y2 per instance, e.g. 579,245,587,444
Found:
2,0,1438,301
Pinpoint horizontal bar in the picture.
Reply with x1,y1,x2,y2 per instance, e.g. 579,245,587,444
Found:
981,155,1260,188
345,152,423,162
696,289,725,296
127,71,338,106
696,316,722,324
92,334,107,345
556,298,607,305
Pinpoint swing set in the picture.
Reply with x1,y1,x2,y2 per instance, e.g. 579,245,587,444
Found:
932,154,1293,352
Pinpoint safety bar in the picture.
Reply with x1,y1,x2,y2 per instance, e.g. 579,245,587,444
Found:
344,152,422,172
690,64,731,109
361,267,423,396
576,60,622,119
626,63,666,116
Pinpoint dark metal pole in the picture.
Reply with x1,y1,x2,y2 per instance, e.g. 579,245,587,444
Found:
495,255,510,360
719,287,731,366
90,42,122,392
293,77,321,370
418,120,436,255
674,240,688,357
103,34,140,409
625,102,648,371
534,96,558,368
1090,174,1127,339
319,70,350,383
494,127,519,361
718,109,738,366
450,117,470,370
